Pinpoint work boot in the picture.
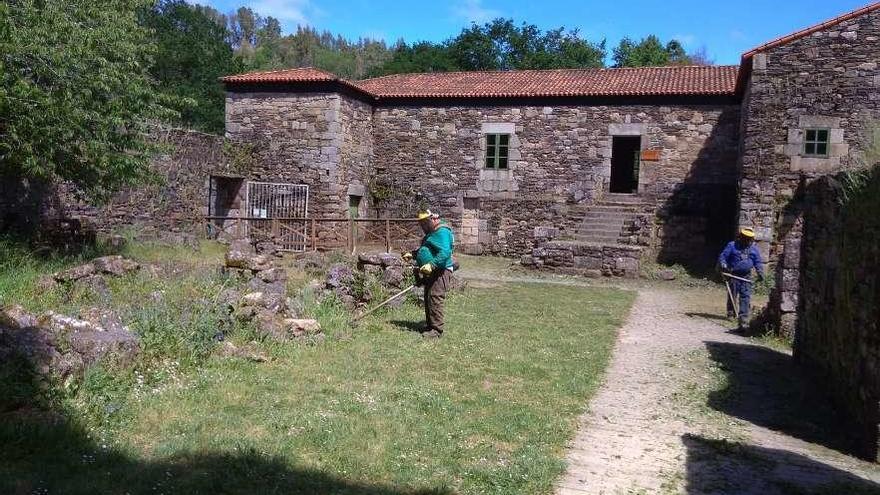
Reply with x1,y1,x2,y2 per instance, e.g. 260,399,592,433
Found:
421,329,442,340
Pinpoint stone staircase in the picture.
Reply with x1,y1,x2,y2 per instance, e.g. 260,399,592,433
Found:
573,193,649,245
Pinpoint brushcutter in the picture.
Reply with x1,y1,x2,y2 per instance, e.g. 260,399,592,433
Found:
350,284,416,326
721,272,753,319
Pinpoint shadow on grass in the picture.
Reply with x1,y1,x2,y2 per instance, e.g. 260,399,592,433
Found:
704,342,863,457
684,312,732,323
389,320,425,333
0,358,451,495
682,434,880,494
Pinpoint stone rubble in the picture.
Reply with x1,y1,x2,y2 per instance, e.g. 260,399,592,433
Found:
0,305,140,379
221,240,323,343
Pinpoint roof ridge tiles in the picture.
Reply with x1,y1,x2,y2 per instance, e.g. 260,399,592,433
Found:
355,64,739,82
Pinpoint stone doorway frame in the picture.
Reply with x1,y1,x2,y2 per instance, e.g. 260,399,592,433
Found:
606,123,649,196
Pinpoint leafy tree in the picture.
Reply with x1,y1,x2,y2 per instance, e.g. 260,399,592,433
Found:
0,0,170,201
369,41,458,76
612,35,697,67
142,0,243,133
447,19,605,71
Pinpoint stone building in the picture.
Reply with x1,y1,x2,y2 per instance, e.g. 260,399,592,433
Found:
221,3,880,282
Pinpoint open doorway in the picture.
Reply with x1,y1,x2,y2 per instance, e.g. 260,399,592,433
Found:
610,136,641,194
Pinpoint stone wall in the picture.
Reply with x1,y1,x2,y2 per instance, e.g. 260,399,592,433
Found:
521,240,643,278
738,10,880,333
371,102,740,258
224,90,375,243
0,127,226,238
794,169,880,461
226,91,352,219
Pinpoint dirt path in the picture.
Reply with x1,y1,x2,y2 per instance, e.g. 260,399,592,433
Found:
548,288,880,495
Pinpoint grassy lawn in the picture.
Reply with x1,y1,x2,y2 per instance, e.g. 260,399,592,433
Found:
1,240,633,494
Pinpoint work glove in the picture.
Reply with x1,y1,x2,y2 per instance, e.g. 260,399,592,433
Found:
401,252,413,263
720,263,729,272
419,263,433,276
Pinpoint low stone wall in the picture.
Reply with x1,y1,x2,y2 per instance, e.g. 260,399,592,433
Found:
793,169,880,461
0,127,227,239
522,240,643,278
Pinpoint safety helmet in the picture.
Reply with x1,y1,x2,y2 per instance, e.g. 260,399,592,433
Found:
739,228,756,239
417,210,438,220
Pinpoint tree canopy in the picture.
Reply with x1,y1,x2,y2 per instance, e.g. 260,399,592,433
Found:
611,35,695,67
141,0,243,133
1,0,170,201
0,0,715,201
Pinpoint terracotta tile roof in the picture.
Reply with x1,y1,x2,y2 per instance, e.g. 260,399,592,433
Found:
222,65,739,99
742,1,880,59
221,66,339,83
352,66,739,98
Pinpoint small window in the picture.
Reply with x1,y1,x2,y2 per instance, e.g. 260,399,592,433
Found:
803,128,830,157
485,133,510,169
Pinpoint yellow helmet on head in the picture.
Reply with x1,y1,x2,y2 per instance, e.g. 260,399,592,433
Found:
739,228,756,239
417,210,438,221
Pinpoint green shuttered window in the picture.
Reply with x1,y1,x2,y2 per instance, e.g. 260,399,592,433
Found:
485,133,510,169
803,129,830,157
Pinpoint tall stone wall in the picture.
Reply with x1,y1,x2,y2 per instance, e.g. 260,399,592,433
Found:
0,127,227,238
339,95,375,218
794,169,880,462
371,102,740,258
738,10,880,333
224,90,376,246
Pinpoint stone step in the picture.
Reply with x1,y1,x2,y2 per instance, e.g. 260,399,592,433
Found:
581,216,635,224
572,234,626,244
579,222,629,231
603,193,644,203
576,228,624,237
582,213,639,222
589,205,641,213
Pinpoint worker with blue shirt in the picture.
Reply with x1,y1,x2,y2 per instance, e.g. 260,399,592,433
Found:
718,227,765,331
402,210,455,339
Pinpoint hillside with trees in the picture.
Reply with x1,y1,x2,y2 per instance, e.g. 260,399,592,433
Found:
143,1,713,133
1,0,714,200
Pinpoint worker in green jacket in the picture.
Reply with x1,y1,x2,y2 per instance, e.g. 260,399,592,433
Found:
403,209,455,339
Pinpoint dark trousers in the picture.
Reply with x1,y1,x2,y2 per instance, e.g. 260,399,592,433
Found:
726,278,752,326
424,269,452,334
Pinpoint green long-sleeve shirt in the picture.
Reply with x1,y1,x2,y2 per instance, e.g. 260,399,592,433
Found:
415,223,455,270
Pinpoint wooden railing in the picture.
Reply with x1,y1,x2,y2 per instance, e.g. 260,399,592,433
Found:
203,216,422,253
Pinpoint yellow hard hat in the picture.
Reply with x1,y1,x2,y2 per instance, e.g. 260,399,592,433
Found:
740,228,756,238
417,210,437,220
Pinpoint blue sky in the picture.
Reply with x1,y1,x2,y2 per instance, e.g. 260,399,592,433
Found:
201,0,872,65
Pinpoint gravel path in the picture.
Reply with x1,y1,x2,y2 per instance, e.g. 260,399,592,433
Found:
552,288,880,494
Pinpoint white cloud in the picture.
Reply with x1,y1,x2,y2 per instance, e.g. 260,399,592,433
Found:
672,33,697,47
248,0,312,25
452,0,501,24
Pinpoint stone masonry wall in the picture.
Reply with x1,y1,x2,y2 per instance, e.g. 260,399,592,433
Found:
522,240,643,278
739,10,880,334
339,95,375,218
224,92,374,217
371,103,740,258
224,91,375,243
794,169,880,462
0,127,226,238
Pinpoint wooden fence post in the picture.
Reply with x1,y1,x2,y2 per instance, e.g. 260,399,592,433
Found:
385,219,391,253
311,219,317,251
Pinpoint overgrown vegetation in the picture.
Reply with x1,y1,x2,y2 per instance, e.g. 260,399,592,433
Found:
0,0,171,201
0,239,634,494
141,1,710,132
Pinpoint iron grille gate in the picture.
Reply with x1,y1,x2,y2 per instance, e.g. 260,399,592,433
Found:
245,181,309,252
